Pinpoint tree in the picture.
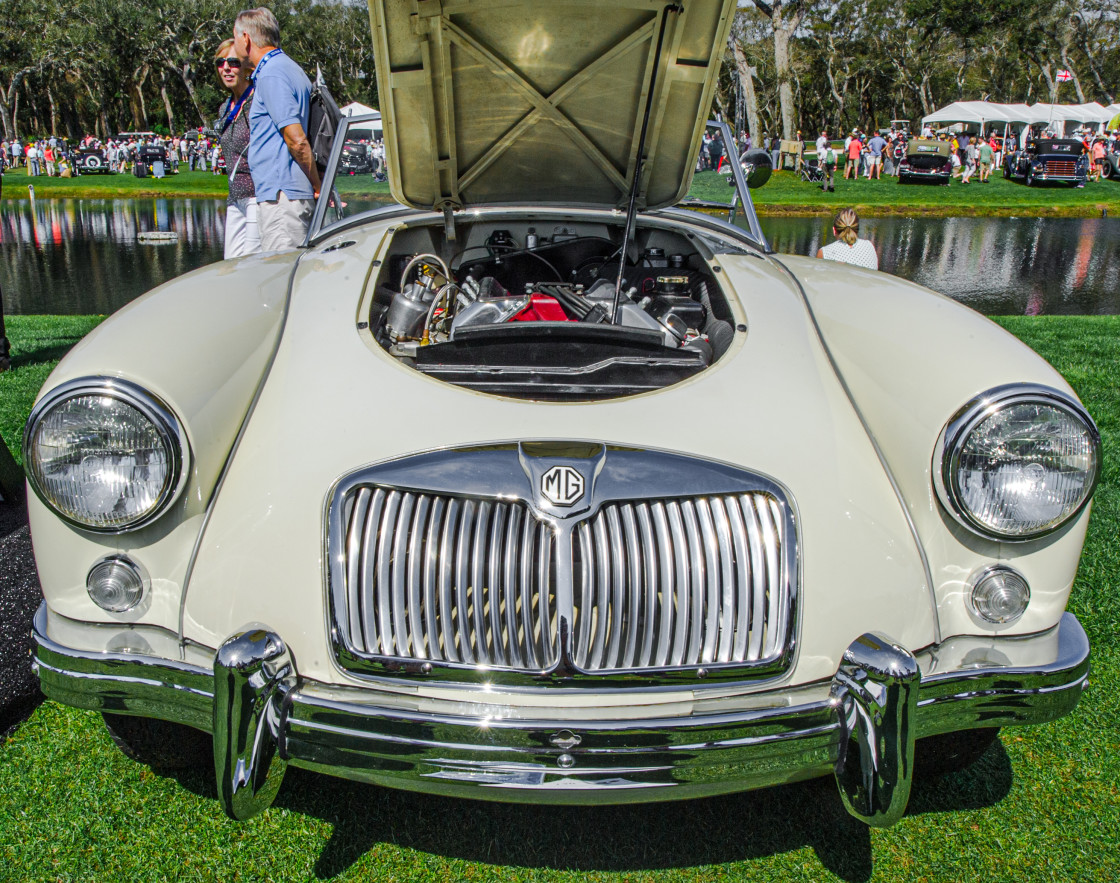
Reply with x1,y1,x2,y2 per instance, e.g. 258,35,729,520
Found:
751,0,810,139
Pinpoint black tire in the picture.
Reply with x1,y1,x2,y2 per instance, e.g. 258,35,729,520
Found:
1003,161,1011,179
1103,161,1115,181
915,727,1000,777
102,712,212,771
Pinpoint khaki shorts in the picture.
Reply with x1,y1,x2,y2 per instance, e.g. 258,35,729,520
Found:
258,191,315,252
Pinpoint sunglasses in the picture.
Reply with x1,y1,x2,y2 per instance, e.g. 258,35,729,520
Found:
215,57,241,69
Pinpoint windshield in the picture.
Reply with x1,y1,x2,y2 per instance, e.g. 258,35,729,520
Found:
311,115,767,249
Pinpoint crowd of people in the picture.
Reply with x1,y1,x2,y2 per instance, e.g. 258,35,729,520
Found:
701,120,1120,190
2,7,340,259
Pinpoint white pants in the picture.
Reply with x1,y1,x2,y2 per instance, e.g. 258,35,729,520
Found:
223,197,261,259
258,191,315,251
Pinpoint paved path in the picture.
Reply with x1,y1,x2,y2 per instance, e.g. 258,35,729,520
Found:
0,500,44,735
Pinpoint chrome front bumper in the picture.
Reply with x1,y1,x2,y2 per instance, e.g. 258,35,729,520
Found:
32,605,1090,827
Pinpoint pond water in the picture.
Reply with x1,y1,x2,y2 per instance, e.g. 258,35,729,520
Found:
2,197,1119,315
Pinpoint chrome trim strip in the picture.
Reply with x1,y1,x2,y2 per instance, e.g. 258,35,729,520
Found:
933,383,1101,542
769,256,941,644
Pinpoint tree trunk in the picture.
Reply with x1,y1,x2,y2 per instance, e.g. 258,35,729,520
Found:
161,80,175,134
772,21,796,138
48,87,58,136
178,65,209,127
730,41,760,146
1038,61,1057,105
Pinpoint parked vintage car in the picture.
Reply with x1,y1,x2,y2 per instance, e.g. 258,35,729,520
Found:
28,0,1097,829
1004,137,1089,186
897,139,953,183
339,139,375,175
74,147,112,174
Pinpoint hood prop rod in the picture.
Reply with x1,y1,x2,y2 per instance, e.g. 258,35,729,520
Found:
611,3,683,324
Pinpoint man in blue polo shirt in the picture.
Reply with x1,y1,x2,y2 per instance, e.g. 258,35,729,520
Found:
233,7,321,251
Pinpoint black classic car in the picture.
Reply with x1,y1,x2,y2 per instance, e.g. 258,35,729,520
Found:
75,147,112,174
1004,137,1088,186
339,140,375,175
897,139,952,184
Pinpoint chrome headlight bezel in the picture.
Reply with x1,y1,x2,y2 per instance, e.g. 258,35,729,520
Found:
934,384,1101,542
23,377,189,533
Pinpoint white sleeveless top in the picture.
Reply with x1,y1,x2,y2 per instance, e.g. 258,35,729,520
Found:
820,237,879,270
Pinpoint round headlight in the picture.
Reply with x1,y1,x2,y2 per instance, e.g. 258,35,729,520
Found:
24,378,187,532
936,385,1101,540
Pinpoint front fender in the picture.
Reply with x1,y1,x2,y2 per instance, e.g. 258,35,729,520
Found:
28,250,299,633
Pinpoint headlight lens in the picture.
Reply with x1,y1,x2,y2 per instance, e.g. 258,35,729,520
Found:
937,386,1100,540
24,379,186,532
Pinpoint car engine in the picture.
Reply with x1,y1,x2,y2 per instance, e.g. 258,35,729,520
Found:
369,225,737,401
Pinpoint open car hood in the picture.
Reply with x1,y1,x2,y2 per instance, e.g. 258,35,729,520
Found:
368,0,737,212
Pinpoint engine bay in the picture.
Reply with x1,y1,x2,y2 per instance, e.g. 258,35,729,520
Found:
366,219,739,400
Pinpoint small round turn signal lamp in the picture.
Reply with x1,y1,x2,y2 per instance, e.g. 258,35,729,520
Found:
970,566,1030,624
86,556,147,613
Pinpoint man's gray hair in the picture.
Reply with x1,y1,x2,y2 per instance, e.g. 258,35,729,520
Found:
235,7,281,49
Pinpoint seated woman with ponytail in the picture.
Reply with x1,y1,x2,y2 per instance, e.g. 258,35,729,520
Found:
816,208,879,270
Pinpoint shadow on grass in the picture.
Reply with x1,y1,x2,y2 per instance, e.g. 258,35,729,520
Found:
151,735,1012,880
9,339,91,372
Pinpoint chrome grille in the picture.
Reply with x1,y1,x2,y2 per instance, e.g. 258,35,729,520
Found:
1044,159,1077,176
571,495,787,671
341,487,558,669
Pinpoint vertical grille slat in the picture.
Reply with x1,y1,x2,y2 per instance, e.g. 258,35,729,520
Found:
620,504,643,669
605,506,626,669
742,494,767,661
681,502,705,665
520,513,540,670
390,493,415,657
635,503,659,668
695,500,721,665
503,506,525,669
337,484,789,677
666,502,691,666
422,497,446,660
360,489,387,654
345,488,371,650
710,497,736,664
487,504,508,665
406,495,431,659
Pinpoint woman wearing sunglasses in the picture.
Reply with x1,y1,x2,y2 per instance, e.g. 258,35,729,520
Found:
214,39,261,258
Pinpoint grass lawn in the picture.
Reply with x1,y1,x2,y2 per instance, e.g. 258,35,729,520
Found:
0,314,1117,881
690,168,1120,217
0,169,233,200
9,166,1120,219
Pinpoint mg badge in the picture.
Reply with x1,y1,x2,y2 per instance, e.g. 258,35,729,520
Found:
541,465,585,507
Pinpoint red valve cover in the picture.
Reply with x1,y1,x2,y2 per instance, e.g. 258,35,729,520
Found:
510,294,573,322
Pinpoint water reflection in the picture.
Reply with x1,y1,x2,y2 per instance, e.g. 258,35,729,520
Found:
763,215,1120,316
2,197,1119,316
1,198,225,314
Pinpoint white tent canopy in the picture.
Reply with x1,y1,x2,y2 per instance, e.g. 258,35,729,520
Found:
340,101,380,118
922,101,1118,136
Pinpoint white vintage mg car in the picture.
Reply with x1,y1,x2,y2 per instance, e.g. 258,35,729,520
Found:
27,0,1097,827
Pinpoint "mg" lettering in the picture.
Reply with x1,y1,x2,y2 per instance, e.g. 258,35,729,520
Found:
540,465,585,507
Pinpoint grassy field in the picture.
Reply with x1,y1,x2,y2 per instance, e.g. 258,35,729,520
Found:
688,169,1120,217
1,168,231,200
7,166,1120,218
0,314,1117,881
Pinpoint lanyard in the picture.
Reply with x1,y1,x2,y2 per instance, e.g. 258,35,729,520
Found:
221,84,254,134
251,48,281,82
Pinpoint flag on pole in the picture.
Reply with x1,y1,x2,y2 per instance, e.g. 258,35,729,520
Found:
1057,69,1073,82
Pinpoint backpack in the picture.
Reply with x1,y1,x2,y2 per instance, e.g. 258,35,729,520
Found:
825,147,836,164
308,67,343,179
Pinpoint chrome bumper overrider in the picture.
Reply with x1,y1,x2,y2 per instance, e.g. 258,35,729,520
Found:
32,605,1090,827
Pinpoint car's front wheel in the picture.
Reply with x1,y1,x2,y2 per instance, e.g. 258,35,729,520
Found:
915,727,1001,777
102,712,212,770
